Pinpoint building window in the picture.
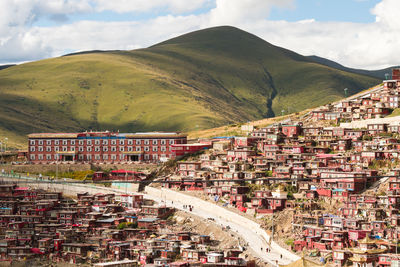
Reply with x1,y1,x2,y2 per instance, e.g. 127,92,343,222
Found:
79,146,84,152
62,146,67,152
136,146,141,151
54,140,59,145
46,140,51,145
71,140,75,145
38,146,43,152
70,147,75,151
144,140,149,145
119,146,124,152
95,140,100,145
152,147,158,152
46,154,52,160
86,155,92,160
38,140,43,145
30,155,35,160
144,154,150,160
144,146,149,152
119,154,124,160
119,139,125,145
111,146,117,152
87,146,92,152
103,139,108,145
152,154,158,160
87,140,92,145
111,154,117,160
136,140,141,145
95,154,100,160
95,146,100,152
46,146,51,152
54,146,59,152
127,140,133,145
111,140,116,145
103,147,108,152
103,155,108,160
127,146,133,151
79,140,84,145
30,140,35,145
30,147,35,152
62,140,67,145
38,154,43,160
152,140,158,145
161,146,166,152
161,140,166,145
169,139,174,144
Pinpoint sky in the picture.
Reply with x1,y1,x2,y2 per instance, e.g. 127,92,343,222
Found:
0,0,399,69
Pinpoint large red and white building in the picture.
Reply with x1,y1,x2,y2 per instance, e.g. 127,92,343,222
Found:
28,131,188,163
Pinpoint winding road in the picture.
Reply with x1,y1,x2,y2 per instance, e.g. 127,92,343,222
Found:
145,187,299,266
0,174,299,266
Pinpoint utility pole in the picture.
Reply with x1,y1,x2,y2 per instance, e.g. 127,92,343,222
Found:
271,212,274,242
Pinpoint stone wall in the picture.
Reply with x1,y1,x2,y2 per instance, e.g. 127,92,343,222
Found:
0,163,158,174
341,116,400,129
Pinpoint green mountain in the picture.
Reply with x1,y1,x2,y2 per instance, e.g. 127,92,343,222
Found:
0,26,380,147
0,64,15,70
307,55,398,80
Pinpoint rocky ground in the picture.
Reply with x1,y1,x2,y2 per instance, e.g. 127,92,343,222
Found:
172,210,269,267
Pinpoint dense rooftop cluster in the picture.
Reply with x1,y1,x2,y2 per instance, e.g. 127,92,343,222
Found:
162,70,400,267
0,184,252,266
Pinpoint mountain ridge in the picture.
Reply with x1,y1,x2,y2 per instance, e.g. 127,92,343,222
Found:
307,55,399,79
0,26,380,148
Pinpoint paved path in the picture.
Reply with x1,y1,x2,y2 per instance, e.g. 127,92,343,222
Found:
145,187,299,266
0,175,299,266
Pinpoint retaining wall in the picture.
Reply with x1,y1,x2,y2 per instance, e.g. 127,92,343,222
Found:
0,163,157,174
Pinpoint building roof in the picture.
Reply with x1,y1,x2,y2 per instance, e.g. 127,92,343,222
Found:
121,132,186,138
28,131,187,139
28,133,78,138
279,257,323,267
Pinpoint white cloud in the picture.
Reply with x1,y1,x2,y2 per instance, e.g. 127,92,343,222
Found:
93,0,213,14
32,15,204,57
0,0,399,70
207,0,294,26
371,0,400,28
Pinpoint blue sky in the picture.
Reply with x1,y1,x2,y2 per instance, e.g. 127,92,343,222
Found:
33,0,381,26
269,0,381,23
1,0,399,69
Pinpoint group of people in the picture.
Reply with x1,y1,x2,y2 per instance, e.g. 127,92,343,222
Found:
261,247,283,261
183,204,194,211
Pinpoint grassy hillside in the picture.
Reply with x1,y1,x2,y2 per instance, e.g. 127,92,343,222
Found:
0,26,379,148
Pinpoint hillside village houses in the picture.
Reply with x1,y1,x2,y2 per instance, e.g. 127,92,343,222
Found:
19,68,400,266
0,184,253,266
159,69,400,266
